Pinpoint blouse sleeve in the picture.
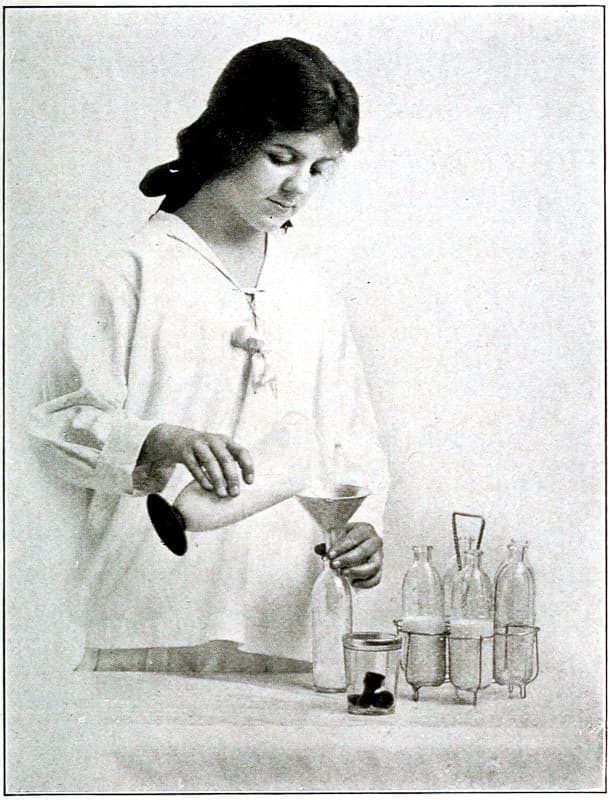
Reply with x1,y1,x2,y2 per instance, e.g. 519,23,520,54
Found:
313,293,390,537
29,252,173,496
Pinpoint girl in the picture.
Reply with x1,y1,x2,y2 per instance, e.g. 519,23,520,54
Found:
31,38,389,673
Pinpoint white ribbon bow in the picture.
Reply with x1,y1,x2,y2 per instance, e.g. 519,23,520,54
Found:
231,324,277,395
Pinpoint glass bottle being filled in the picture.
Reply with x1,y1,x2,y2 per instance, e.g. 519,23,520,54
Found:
311,541,353,692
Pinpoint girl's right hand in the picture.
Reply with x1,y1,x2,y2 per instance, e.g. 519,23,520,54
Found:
139,424,255,497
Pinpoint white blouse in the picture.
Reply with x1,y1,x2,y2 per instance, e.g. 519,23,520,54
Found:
30,211,389,661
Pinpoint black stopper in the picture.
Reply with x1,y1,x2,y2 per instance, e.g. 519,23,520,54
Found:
372,690,395,709
146,494,188,556
314,543,327,557
363,671,386,692
357,691,375,708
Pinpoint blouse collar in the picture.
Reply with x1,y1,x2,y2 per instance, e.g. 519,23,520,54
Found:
148,209,295,295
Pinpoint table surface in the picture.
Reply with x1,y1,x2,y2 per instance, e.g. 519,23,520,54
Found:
6,661,604,793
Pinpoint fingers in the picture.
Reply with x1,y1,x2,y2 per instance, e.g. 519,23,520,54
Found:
342,550,383,588
226,441,255,485
330,538,379,569
206,437,244,497
190,441,229,496
187,435,254,497
351,572,382,589
200,472,214,492
327,523,383,590
329,524,381,569
184,453,215,492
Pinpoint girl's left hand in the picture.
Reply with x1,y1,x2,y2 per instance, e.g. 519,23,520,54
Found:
327,523,383,588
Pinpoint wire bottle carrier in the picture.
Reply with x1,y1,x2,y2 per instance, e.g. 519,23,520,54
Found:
394,513,540,706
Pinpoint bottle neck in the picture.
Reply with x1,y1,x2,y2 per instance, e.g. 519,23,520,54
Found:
507,545,528,564
461,537,474,555
412,545,433,564
463,550,483,570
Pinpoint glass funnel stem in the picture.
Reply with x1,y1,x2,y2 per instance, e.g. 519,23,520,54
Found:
325,528,344,550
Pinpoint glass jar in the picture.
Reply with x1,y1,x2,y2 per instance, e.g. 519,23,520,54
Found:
342,632,401,715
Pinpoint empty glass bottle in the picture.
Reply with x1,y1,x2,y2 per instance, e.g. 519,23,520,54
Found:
401,545,446,696
443,536,474,624
493,542,537,696
449,549,494,702
311,542,353,692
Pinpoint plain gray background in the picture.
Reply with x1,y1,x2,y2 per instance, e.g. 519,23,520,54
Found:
5,3,605,777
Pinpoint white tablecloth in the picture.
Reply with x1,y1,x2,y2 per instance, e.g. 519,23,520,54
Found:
6,661,603,793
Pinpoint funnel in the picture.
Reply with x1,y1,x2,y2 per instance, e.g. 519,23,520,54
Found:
298,483,369,546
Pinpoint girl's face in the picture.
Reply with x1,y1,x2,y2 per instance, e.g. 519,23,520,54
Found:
214,124,344,233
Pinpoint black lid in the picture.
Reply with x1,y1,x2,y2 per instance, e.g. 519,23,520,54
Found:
146,494,188,556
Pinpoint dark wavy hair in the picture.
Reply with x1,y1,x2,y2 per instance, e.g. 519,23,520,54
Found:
139,38,359,212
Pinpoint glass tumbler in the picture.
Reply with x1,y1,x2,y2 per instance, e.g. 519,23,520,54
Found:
342,632,401,715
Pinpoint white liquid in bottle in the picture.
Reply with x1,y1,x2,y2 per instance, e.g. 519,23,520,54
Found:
449,550,494,694
311,546,352,692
